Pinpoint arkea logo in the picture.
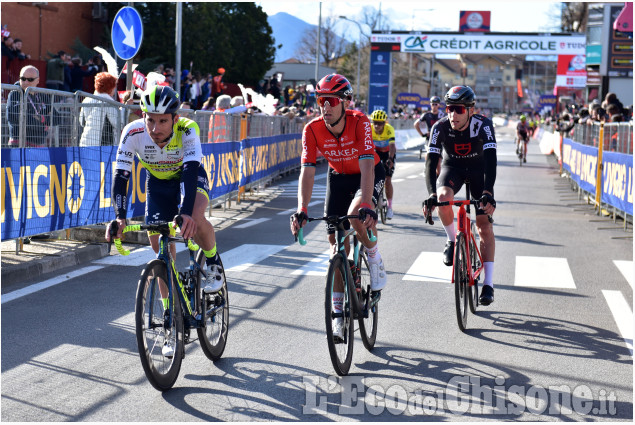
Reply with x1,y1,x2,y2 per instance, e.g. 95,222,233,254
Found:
404,35,428,50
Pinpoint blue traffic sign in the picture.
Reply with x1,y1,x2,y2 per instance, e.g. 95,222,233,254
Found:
111,6,143,60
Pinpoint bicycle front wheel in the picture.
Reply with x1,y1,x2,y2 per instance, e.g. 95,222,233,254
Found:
325,255,354,376
197,252,229,361
468,229,480,314
379,194,387,225
453,233,469,332
357,252,378,351
135,259,184,391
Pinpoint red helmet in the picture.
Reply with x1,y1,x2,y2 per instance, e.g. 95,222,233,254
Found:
316,74,353,99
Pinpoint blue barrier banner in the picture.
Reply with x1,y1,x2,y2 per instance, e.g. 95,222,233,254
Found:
368,51,392,114
601,151,633,215
239,135,301,186
1,147,147,239
201,141,241,199
561,138,598,194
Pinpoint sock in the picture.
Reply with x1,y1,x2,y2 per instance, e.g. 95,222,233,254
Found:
162,298,169,310
387,199,393,208
483,262,494,287
444,224,456,242
366,244,381,264
204,244,219,266
333,292,344,312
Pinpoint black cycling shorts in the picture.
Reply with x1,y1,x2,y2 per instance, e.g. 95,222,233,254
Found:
376,150,395,177
145,165,210,224
323,162,385,234
437,165,487,216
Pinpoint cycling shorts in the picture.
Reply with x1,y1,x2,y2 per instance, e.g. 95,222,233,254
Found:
323,162,386,234
376,150,395,177
145,164,209,224
437,165,487,216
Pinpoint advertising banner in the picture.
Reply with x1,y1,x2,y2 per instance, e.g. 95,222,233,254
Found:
561,138,598,195
555,54,587,87
395,92,422,105
239,135,301,186
608,5,634,77
368,50,392,114
397,33,586,55
601,151,633,215
459,11,491,32
201,141,241,199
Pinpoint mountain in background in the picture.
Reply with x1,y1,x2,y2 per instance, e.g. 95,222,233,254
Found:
267,12,349,63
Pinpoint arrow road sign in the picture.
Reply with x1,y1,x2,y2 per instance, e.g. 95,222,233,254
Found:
111,6,143,60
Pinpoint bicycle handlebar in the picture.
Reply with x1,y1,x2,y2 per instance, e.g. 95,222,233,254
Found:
108,215,200,256
296,214,377,246
423,199,494,225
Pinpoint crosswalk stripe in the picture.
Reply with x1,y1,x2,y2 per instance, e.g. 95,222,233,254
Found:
94,244,189,266
1,265,105,304
392,178,405,183
223,244,287,272
613,260,634,289
233,217,271,229
278,200,323,216
291,249,331,276
514,256,576,288
402,251,451,283
602,290,634,356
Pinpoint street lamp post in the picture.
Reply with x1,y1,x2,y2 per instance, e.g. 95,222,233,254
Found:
338,16,363,107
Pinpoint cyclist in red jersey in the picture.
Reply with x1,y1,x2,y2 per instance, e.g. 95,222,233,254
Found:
290,74,387,339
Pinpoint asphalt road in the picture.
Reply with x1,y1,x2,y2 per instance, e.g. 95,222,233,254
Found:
1,126,633,421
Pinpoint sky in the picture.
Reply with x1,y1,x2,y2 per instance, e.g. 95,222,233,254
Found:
257,0,563,38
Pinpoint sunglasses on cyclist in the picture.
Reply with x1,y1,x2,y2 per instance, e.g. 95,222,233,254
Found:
316,96,343,108
446,105,468,114
20,77,37,82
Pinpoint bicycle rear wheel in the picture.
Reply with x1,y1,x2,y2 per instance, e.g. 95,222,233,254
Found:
379,192,387,225
196,252,229,361
453,233,469,331
325,255,354,376
135,259,184,391
357,252,378,351
468,230,480,314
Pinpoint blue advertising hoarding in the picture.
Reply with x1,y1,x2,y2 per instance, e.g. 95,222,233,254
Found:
367,51,392,114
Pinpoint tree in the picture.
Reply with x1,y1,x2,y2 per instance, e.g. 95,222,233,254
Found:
560,2,589,33
295,15,347,67
101,2,275,86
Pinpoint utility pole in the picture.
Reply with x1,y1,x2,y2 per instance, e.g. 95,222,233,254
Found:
315,2,321,82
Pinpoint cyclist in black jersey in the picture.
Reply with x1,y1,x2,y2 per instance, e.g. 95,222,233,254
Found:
422,86,497,305
414,96,444,171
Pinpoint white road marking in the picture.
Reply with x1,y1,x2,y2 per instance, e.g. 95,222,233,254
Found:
602,290,633,356
291,249,331,276
233,218,271,229
514,256,576,288
402,252,452,283
94,244,188,266
613,260,634,289
277,200,322,215
392,178,405,183
1,266,105,304
223,244,287,272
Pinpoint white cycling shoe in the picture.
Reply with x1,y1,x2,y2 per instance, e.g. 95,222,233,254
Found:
369,259,387,291
332,317,344,340
203,263,225,293
162,333,175,358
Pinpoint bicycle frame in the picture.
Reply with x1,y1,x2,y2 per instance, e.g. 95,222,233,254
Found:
452,201,484,287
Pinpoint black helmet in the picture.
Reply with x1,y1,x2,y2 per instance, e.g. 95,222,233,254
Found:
141,85,180,114
444,86,475,107
430,96,441,103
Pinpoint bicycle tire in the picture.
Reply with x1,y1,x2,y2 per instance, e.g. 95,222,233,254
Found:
324,255,354,376
197,252,229,361
135,259,184,391
468,229,480,314
453,233,469,331
380,201,387,225
357,252,378,351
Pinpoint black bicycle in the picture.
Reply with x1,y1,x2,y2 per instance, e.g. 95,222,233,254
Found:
109,216,229,391
297,214,380,376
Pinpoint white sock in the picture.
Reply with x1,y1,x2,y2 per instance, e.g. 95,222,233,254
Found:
333,292,344,312
444,224,456,242
366,244,381,264
483,262,494,287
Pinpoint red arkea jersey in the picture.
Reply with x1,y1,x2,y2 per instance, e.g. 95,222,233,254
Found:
301,110,379,174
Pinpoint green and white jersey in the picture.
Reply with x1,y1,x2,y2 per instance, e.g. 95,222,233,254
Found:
115,117,202,180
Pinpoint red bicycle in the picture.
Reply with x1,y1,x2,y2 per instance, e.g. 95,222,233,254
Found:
424,195,485,331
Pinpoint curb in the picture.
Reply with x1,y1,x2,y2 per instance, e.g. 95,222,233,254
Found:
1,243,109,286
